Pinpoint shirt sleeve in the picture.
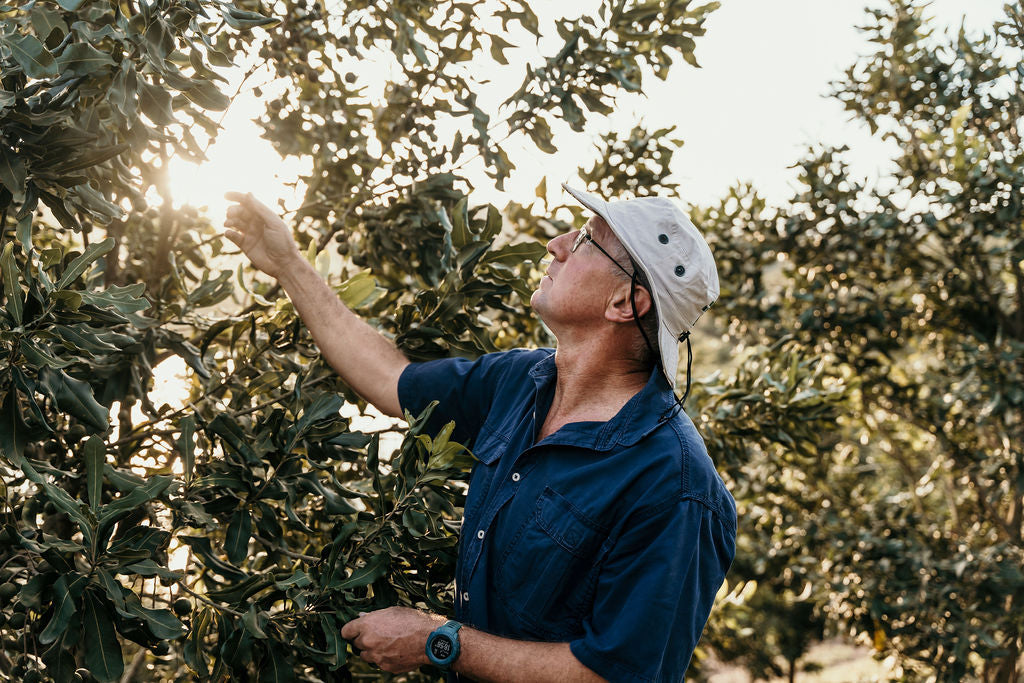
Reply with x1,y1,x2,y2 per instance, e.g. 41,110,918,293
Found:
569,497,736,683
396,350,521,446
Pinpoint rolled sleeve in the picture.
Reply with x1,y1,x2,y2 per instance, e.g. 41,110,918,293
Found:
569,498,736,683
397,349,545,445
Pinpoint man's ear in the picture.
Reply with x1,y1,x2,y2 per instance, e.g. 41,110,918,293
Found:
606,281,652,324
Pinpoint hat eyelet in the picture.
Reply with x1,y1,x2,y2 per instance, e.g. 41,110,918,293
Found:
674,265,686,277
658,234,669,244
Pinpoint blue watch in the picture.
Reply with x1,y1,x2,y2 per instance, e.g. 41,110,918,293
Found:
425,620,462,668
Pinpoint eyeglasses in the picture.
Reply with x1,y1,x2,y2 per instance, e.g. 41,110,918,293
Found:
570,225,635,279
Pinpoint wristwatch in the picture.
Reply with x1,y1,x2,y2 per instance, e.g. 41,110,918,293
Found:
425,619,462,668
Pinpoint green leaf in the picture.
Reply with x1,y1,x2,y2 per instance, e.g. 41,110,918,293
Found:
290,394,343,443
143,18,174,61
273,570,312,590
98,475,171,519
7,452,95,547
123,595,185,639
225,508,251,565
243,603,267,639
0,391,30,460
178,415,196,482
123,559,182,581
108,63,138,120
78,283,150,314
38,191,82,231
259,643,296,683
336,270,379,308
1,242,23,325
222,5,280,29
57,237,115,288
184,607,212,677
483,204,503,241
489,34,514,65
10,366,51,433
19,573,46,610
30,6,67,43
320,614,346,669
40,573,87,645
42,618,81,682
38,367,109,432
450,197,471,248
95,475,172,552
138,79,174,125
56,42,115,77
20,339,74,369
55,144,130,174
96,568,126,612
481,240,547,266
183,80,230,111
56,0,87,9
84,435,105,512
333,552,388,590
5,33,58,78
82,589,124,683
207,414,259,464
0,145,26,200
16,214,31,250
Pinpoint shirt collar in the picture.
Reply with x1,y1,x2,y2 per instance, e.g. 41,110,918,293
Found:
528,349,676,451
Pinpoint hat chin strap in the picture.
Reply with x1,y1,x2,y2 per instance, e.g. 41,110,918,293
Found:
659,332,692,423
628,275,692,422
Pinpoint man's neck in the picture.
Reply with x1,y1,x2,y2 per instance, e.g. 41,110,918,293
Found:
539,334,651,436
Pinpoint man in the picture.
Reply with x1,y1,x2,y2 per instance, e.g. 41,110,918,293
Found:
224,183,736,682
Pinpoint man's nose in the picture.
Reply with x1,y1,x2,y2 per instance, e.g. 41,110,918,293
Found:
547,230,575,260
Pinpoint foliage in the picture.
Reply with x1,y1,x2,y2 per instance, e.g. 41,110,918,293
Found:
0,0,726,680
693,1,1024,679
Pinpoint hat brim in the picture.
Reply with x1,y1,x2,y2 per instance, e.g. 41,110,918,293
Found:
562,183,680,389
658,323,679,389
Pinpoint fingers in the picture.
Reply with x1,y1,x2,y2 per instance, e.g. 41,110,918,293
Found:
225,191,276,220
340,620,358,641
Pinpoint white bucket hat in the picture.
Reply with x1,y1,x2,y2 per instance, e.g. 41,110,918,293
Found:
562,183,719,389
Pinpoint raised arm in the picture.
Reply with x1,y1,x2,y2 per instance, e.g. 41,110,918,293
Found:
224,192,409,417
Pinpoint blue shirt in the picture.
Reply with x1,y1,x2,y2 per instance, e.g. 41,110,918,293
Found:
398,348,736,682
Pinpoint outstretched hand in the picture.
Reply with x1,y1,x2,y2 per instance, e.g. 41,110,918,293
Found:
223,192,302,279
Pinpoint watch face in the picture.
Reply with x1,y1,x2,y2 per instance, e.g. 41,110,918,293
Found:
430,634,453,660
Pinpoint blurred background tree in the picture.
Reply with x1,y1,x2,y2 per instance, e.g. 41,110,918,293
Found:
692,1,1024,680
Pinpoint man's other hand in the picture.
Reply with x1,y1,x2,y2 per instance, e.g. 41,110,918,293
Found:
341,606,444,673
224,192,302,279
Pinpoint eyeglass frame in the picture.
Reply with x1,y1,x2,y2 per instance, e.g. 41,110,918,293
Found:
570,225,636,280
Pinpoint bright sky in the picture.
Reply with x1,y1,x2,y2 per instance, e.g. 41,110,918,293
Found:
167,0,1011,222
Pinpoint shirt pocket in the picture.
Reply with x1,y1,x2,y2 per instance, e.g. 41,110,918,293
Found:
496,487,607,638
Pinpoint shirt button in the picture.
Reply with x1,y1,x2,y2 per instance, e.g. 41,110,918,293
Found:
462,592,470,602
511,472,521,482
476,529,485,540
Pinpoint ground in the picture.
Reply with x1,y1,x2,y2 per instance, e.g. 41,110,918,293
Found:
705,640,899,682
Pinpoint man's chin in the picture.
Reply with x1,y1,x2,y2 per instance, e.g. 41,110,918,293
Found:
529,289,546,315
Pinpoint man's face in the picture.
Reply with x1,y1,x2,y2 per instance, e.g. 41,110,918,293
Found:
530,216,627,332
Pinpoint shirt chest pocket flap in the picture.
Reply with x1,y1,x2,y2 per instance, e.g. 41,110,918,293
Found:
498,487,607,632
536,487,604,558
